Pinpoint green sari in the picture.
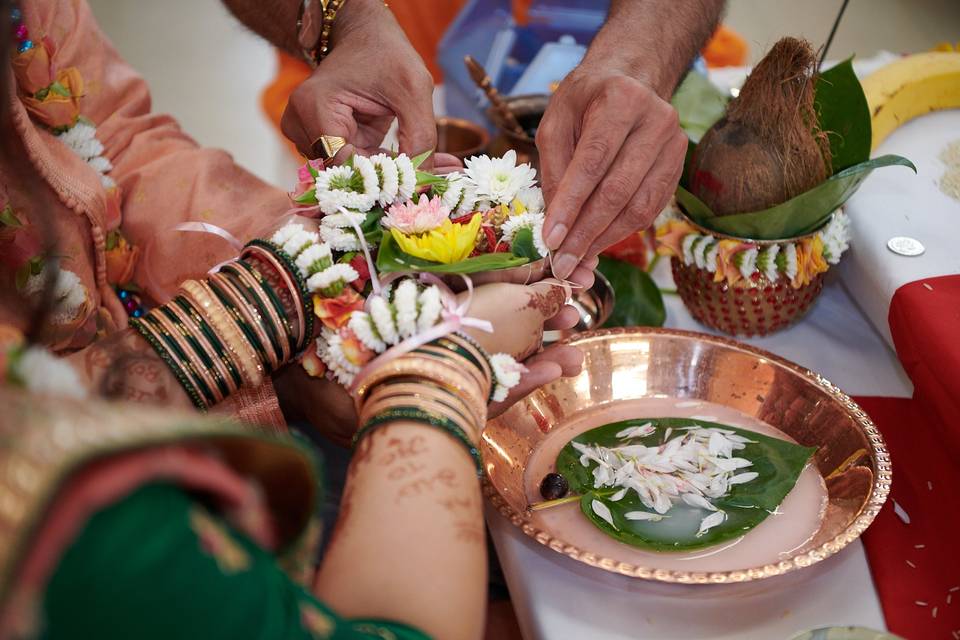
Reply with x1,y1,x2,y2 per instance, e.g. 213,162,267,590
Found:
0,388,429,640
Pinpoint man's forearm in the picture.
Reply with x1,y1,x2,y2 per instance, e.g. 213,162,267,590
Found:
584,0,725,98
221,0,304,56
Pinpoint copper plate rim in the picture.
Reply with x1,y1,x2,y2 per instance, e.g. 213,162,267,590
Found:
483,326,891,584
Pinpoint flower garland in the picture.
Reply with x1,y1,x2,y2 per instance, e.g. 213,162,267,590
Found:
0,325,86,398
266,221,522,398
655,210,850,288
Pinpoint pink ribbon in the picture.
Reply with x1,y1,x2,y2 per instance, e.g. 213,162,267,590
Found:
349,271,495,397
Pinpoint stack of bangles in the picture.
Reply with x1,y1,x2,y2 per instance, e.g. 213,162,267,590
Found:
130,240,313,411
352,332,494,476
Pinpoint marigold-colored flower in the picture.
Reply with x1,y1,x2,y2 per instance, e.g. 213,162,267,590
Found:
391,214,481,264
312,286,364,330
713,240,754,285
339,327,375,368
105,231,140,286
655,220,695,258
792,236,829,288
300,345,326,378
21,66,83,129
11,38,53,94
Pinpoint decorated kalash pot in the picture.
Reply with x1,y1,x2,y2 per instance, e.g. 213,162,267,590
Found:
657,37,914,336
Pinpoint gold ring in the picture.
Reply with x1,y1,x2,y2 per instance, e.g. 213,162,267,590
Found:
310,134,347,160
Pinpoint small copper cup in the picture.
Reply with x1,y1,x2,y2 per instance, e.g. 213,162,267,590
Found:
486,94,549,173
436,117,489,160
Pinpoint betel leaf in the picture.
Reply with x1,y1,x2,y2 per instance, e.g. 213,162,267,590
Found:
555,418,815,552
376,231,529,274
510,227,540,260
815,58,871,172
671,70,729,144
677,155,916,239
597,257,665,328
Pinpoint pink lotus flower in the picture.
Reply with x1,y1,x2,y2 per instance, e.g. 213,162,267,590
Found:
383,194,450,235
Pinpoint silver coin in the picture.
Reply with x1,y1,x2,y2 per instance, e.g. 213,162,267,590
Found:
886,236,925,257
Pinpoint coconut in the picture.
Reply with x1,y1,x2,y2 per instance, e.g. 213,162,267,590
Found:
689,37,832,217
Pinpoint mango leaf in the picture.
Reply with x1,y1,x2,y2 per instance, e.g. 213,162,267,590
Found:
815,58,871,172
677,155,916,239
510,227,541,259
376,232,529,274
671,71,729,144
410,149,434,169
555,418,815,552
597,257,665,327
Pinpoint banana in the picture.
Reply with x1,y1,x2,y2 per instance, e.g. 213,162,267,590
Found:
861,52,960,150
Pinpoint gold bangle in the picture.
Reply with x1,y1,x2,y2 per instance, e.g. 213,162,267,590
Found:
415,345,490,402
226,263,292,364
165,298,238,398
182,280,265,388
361,381,481,436
210,272,280,372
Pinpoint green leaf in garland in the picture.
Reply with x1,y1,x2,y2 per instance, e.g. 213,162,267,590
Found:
671,71,729,144
815,58,872,172
416,170,447,188
677,155,916,239
410,149,434,169
597,257,665,328
510,227,540,259
555,418,815,552
359,207,384,245
0,205,23,228
307,161,320,178
294,188,317,205
376,232,529,274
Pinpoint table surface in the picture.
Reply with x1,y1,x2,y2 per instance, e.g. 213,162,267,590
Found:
487,264,914,639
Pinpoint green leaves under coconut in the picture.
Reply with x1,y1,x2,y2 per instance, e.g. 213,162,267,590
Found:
376,231,529,274
678,56,915,240
555,418,815,552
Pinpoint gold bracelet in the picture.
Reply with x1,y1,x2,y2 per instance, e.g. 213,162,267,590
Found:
316,0,346,64
353,354,484,411
361,383,481,439
182,280,265,389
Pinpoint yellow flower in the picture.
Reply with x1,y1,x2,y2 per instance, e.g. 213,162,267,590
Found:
391,215,481,264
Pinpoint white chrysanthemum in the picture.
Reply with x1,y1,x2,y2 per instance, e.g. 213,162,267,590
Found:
295,243,333,277
319,226,361,252
736,247,759,280
704,242,720,273
23,268,88,325
439,172,466,212
369,153,401,206
271,223,304,246
393,278,420,339
681,233,702,265
12,346,87,398
819,211,850,265
759,245,781,282
416,285,442,332
516,186,545,215
692,237,715,270
314,164,377,214
316,330,358,385
464,150,537,206
784,243,799,280
394,153,417,201
490,353,524,402
368,295,399,345
307,264,359,293
282,229,320,258
348,311,386,353
58,122,114,186
500,211,548,258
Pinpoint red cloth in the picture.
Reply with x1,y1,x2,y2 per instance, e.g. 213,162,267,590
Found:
854,274,960,638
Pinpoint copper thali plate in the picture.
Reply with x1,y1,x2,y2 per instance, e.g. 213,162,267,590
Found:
482,328,891,584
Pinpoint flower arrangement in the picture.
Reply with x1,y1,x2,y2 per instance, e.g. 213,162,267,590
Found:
292,149,549,275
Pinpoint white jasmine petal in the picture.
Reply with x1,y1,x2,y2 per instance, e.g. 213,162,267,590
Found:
591,499,618,529
729,472,759,485
697,510,727,537
625,511,666,522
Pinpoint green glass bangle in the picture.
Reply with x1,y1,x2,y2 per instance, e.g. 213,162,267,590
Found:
353,406,482,476
450,332,495,403
220,264,287,364
140,314,218,407
206,279,270,372
173,296,243,389
232,260,298,356
244,239,314,343
157,305,231,399
130,318,206,410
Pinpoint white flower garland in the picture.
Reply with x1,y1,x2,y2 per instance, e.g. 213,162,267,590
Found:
395,153,417,202
393,278,420,339
57,121,115,189
490,352,524,402
440,172,466,212
8,345,87,399
23,267,89,325
369,153,400,206
314,161,378,215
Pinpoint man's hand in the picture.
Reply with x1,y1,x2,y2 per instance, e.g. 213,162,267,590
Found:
535,0,724,280
538,68,687,279
281,0,437,160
